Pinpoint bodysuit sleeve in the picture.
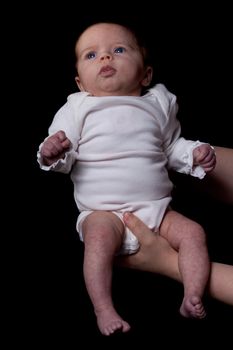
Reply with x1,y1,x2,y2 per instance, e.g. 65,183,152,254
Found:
151,84,206,179
37,92,89,174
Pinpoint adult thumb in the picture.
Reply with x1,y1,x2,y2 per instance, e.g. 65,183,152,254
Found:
123,212,154,242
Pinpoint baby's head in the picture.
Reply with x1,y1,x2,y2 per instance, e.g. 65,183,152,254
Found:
74,22,153,96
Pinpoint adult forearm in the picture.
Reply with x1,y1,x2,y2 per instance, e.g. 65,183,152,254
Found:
204,146,233,204
207,262,233,305
117,246,233,305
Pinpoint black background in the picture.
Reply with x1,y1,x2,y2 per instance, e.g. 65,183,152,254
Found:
14,3,233,346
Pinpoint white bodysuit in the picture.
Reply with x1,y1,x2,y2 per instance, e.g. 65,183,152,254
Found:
38,84,206,254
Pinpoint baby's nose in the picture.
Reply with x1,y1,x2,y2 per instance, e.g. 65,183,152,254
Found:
100,52,112,61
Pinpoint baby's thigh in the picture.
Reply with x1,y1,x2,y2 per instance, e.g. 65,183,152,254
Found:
82,211,125,243
79,211,139,255
159,210,203,250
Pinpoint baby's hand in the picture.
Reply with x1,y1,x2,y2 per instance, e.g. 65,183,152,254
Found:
40,130,72,166
193,144,216,173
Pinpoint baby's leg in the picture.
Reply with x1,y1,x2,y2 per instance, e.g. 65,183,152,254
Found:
82,211,131,336
160,210,209,319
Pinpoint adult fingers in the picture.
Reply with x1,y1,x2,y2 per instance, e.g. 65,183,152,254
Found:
123,212,154,242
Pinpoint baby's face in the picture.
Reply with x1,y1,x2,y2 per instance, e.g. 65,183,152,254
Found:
75,23,152,96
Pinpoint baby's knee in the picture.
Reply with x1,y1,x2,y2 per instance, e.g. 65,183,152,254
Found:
187,221,207,244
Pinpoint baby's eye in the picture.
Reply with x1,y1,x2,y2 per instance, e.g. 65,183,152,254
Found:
86,52,96,59
114,47,125,54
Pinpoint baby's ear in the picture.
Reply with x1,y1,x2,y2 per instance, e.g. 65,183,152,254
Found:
75,76,83,91
141,66,153,87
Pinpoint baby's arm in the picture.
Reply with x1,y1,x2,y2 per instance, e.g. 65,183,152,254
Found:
193,144,216,173
40,130,72,166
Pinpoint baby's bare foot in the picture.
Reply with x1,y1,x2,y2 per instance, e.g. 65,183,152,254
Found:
180,295,206,319
96,308,131,336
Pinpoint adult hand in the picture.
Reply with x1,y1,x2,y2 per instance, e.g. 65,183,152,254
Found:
115,212,180,280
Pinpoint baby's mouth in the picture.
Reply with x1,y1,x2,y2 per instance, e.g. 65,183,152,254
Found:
99,65,116,77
